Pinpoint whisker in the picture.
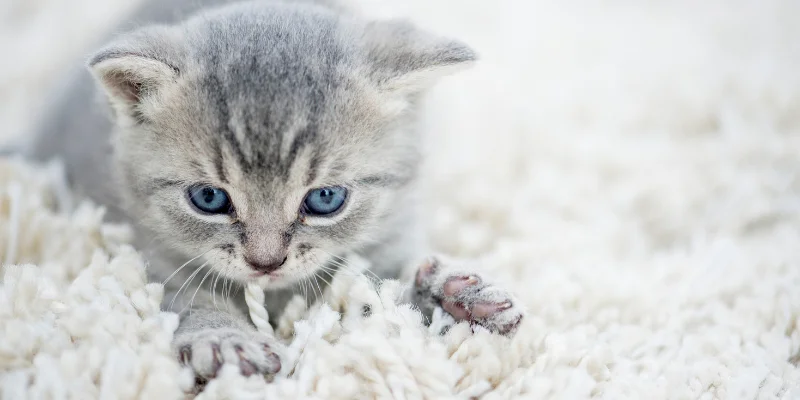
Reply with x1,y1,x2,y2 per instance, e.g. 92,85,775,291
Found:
309,252,346,275
308,267,323,304
211,270,222,311
226,278,235,310
308,276,319,303
309,253,379,297
224,278,230,303
314,270,333,288
302,277,310,304
318,253,390,315
162,248,213,286
184,266,215,315
169,259,209,312
316,267,336,283
325,258,380,284
309,265,365,316
315,262,361,278
323,251,382,282
314,271,338,304
219,277,226,310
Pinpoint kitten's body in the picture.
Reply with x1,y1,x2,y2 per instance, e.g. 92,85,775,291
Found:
26,0,523,381
30,0,423,318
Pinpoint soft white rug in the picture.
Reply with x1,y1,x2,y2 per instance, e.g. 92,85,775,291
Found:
2,0,800,398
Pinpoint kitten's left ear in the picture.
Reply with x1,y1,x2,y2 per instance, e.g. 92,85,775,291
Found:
87,26,184,124
363,19,477,94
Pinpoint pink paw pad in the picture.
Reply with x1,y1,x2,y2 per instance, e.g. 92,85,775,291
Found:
441,300,470,320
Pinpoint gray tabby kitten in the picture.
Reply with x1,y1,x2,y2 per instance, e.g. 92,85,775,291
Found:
26,0,524,382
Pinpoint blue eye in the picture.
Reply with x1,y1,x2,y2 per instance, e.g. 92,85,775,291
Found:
302,186,347,216
188,185,232,214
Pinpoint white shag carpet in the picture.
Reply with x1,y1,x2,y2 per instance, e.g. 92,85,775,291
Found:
2,0,800,398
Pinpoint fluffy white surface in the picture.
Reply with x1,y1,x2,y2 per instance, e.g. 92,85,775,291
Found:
2,0,800,398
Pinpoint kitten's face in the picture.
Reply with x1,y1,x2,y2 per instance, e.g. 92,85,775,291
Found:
118,64,413,288
89,3,474,288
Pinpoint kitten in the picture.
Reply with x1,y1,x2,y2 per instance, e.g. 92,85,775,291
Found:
26,0,524,382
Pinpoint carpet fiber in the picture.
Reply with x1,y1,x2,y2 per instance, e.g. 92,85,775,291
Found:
2,0,800,398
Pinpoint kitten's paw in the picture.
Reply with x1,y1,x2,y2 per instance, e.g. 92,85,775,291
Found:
413,256,524,336
174,327,281,383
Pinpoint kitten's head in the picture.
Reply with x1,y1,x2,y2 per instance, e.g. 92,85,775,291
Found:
88,2,474,288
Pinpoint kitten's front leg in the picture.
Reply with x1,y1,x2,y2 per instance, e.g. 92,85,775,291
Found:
409,256,525,336
167,286,282,385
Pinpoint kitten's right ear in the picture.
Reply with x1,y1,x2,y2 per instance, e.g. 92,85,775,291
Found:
363,19,477,95
87,27,183,123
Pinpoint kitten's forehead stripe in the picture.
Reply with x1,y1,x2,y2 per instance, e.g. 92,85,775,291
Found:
184,5,356,188
305,150,322,186
188,160,204,175
212,141,227,184
282,121,317,181
201,69,250,174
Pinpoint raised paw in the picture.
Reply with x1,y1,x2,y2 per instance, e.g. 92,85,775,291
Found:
174,327,281,384
413,256,524,336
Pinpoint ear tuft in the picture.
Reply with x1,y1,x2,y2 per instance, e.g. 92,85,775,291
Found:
87,27,183,123
363,19,477,94
89,55,177,106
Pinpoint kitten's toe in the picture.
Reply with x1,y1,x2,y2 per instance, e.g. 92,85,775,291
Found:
414,256,440,286
174,327,282,385
262,344,282,374
180,336,224,379
413,256,525,336
467,298,523,336
440,299,470,320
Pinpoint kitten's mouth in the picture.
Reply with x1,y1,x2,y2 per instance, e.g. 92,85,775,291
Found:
248,270,294,290
249,270,282,279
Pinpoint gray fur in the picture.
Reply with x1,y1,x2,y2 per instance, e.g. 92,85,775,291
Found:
23,0,520,382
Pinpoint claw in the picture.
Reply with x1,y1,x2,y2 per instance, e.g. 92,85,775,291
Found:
443,275,480,297
179,345,192,365
235,345,258,376
471,301,512,319
210,343,222,376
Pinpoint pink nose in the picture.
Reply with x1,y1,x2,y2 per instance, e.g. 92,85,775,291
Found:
246,255,287,274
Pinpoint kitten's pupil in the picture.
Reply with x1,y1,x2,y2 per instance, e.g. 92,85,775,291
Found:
319,189,333,204
201,188,219,204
